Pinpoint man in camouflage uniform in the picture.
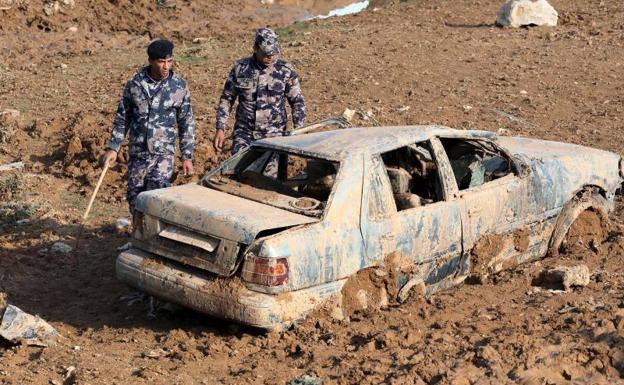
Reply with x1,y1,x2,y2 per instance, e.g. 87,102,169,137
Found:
101,39,195,214
213,28,306,163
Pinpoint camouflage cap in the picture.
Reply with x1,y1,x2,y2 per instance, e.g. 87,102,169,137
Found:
254,28,279,56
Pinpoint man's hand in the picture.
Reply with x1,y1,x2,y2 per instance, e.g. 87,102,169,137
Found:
100,149,117,168
213,129,225,152
182,159,194,176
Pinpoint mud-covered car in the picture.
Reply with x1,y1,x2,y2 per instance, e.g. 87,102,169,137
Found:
116,126,624,329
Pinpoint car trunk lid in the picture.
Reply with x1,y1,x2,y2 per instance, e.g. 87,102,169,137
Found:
134,184,318,276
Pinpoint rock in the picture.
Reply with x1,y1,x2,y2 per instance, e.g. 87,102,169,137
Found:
65,135,82,162
535,265,590,291
43,1,60,16
59,0,75,8
0,305,60,346
341,108,356,123
63,366,76,385
496,0,558,28
51,241,73,255
287,375,321,385
67,26,78,33
192,37,208,44
116,217,131,231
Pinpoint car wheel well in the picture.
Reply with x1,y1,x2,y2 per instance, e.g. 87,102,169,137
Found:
548,186,610,256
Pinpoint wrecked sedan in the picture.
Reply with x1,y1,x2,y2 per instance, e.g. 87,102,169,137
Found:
116,126,623,329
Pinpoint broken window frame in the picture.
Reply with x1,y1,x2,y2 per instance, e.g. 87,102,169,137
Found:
200,146,341,218
375,140,450,213
437,137,522,193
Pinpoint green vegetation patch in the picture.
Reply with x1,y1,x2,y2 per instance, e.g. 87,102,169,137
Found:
0,201,38,225
275,22,314,40
176,54,208,64
0,172,24,201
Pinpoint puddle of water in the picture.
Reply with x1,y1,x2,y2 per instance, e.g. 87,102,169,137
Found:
304,1,369,20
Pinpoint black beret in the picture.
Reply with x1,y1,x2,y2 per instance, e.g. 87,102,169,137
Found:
147,39,174,60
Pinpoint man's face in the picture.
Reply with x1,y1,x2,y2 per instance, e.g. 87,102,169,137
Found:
253,45,277,66
149,57,173,79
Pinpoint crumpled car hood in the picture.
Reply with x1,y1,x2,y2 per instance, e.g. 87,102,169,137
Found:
135,183,318,244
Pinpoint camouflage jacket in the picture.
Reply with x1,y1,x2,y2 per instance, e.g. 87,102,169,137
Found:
107,67,195,160
215,56,306,137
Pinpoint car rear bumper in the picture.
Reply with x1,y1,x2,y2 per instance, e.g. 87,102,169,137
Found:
116,248,345,330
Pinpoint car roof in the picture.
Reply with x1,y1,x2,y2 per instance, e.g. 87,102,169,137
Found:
254,125,497,161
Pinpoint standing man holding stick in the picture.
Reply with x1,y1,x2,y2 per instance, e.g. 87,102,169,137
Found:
101,39,196,215
213,28,306,171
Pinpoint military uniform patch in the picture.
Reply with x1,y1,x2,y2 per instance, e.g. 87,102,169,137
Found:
215,56,307,156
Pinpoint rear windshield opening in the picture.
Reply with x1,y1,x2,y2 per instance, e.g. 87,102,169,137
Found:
202,148,339,217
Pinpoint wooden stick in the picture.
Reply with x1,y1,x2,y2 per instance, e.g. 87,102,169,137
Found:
83,163,109,220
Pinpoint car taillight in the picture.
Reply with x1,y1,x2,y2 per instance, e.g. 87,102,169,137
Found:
242,255,289,287
132,211,144,239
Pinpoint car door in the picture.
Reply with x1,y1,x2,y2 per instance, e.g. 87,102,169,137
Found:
360,147,463,286
435,136,530,257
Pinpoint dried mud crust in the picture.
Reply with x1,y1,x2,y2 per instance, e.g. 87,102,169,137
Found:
338,252,420,317
467,233,504,284
562,209,608,253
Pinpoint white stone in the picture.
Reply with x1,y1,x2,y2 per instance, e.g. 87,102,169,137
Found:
0,305,60,346
51,241,72,254
496,0,558,28
540,265,591,291
115,217,130,230
341,108,356,123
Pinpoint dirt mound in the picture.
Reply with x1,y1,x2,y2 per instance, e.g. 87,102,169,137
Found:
563,209,608,254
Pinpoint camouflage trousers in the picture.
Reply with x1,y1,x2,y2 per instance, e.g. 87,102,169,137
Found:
232,128,285,177
127,153,174,214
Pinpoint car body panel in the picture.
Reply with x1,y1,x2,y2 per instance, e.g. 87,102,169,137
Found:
136,183,318,245
249,155,365,292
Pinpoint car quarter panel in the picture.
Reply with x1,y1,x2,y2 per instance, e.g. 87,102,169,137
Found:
250,155,365,291
498,137,622,211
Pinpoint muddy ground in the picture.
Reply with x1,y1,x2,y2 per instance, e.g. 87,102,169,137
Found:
1,0,624,384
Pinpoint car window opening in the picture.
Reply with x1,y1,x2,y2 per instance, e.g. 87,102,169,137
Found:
380,141,444,211
440,138,513,190
203,148,339,217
